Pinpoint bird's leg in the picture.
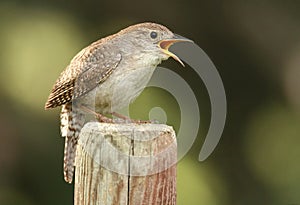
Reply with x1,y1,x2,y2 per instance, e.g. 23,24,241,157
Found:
111,112,156,124
96,113,114,123
78,106,156,124
79,105,113,123
110,112,132,123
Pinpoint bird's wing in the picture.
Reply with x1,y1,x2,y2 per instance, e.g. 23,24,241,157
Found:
45,43,122,109
72,52,122,99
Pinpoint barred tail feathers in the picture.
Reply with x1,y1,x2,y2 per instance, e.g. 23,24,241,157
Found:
63,136,77,183
60,103,84,183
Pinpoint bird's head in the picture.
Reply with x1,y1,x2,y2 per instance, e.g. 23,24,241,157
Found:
117,22,193,66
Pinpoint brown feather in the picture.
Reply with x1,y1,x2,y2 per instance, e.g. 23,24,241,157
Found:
45,39,122,109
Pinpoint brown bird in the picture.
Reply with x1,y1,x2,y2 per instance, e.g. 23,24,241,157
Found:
45,22,191,183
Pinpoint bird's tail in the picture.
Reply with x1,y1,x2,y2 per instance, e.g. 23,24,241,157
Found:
63,135,77,183
60,103,84,183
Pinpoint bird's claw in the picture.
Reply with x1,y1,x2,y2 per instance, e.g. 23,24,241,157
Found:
111,112,159,124
96,114,114,123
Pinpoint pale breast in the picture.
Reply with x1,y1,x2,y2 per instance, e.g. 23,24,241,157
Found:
76,50,162,114
99,64,155,112
78,63,156,114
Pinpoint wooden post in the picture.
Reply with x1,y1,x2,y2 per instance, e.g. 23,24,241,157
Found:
74,122,177,205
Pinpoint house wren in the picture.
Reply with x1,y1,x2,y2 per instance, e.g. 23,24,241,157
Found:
45,22,191,183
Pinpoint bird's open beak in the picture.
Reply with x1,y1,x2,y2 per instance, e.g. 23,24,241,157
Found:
159,34,193,67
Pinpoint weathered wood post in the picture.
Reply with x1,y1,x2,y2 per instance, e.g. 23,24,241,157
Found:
74,122,177,205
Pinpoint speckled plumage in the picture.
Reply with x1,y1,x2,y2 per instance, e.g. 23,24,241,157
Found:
45,22,187,183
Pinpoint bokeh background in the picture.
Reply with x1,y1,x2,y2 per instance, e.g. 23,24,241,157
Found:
1,0,300,204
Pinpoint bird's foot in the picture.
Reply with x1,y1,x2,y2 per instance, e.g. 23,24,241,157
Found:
79,105,113,123
111,112,132,123
79,106,159,124
111,112,159,124
96,113,114,123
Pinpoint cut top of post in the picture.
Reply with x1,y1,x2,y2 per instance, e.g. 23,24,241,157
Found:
75,122,177,205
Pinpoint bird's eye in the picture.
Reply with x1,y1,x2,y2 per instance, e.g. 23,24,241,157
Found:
150,31,158,39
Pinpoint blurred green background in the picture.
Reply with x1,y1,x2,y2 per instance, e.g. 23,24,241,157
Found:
1,0,300,204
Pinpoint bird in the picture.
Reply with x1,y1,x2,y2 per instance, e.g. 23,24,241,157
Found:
45,22,191,183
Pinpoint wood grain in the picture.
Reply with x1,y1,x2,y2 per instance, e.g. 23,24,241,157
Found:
74,122,177,205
